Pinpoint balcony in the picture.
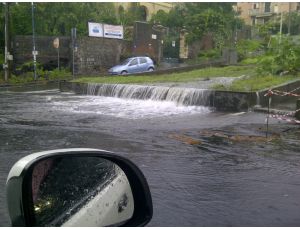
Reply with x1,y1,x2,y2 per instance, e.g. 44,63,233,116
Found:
249,9,274,17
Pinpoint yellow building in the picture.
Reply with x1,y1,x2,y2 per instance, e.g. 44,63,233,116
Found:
235,2,300,26
115,2,174,21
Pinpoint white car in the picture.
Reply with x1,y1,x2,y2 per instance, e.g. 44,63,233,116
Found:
108,57,155,75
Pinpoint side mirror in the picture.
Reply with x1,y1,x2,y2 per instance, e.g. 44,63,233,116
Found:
6,148,152,227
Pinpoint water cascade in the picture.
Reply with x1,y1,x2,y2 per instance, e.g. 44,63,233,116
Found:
256,91,261,107
87,83,214,107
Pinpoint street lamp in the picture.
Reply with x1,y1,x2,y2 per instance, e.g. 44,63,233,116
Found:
4,2,9,82
31,2,37,80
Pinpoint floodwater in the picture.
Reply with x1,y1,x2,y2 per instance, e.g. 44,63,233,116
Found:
0,85,300,226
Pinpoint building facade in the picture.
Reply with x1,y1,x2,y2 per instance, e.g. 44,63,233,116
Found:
115,2,174,21
236,2,300,25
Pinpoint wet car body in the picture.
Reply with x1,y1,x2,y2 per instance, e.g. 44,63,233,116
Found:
108,57,155,75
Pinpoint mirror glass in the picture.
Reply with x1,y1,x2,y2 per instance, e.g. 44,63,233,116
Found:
31,156,134,226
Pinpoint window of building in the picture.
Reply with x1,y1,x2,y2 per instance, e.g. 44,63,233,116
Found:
253,3,259,9
140,6,148,21
265,2,271,12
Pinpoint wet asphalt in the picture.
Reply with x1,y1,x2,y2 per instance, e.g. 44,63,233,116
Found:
0,85,300,226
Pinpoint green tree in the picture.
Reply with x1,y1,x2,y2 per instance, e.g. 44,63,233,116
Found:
34,3,117,36
151,5,185,29
10,3,32,36
4,2,118,38
185,9,229,47
0,4,5,52
284,12,300,35
117,3,146,26
151,2,239,49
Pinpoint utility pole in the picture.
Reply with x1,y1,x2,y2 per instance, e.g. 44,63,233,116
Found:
4,2,9,82
31,2,37,80
71,28,76,78
279,11,283,44
287,2,291,35
234,10,238,47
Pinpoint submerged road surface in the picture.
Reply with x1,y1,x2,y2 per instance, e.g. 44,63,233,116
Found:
0,86,300,226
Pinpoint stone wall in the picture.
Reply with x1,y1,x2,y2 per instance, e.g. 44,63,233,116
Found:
133,22,163,64
74,37,131,75
214,91,256,111
12,35,131,75
13,35,71,69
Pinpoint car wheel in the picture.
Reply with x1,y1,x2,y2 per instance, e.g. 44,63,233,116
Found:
148,67,154,72
121,71,128,75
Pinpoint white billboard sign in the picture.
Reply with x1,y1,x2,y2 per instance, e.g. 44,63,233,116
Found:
88,22,103,37
103,24,123,39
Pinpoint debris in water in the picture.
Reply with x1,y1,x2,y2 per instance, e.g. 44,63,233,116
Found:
199,130,280,143
169,134,202,145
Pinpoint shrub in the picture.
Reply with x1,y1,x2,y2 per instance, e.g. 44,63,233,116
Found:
197,49,221,60
8,73,34,84
257,35,300,75
5,67,72,85
240,57,260,65
256,55,280,75
15,61,43,74
48,68,72,81
236,39,263,61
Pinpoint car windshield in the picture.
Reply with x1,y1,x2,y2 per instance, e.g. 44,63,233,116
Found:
119,58,132,65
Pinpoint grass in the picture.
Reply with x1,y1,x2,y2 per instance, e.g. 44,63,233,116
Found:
213,74,300,92
73,65,300,92
72,65,256,85
2,64,299,92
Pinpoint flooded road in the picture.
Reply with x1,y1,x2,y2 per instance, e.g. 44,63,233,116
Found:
0,86,300,226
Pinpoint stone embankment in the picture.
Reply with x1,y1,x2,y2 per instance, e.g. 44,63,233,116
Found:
60,79,300,114
59,81,257,111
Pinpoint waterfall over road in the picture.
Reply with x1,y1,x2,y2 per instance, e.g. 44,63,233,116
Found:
87,83,214,107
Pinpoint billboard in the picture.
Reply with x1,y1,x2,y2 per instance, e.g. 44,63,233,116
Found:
88,22,103,37
103,24,123,39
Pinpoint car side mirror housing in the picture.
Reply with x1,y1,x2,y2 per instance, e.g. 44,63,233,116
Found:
6,148,152,227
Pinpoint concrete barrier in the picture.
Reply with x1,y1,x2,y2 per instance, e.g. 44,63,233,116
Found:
59,79,300,112
59,81,256,112
257,79,300,111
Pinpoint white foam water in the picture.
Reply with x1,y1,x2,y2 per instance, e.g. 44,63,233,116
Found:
51,95,212,119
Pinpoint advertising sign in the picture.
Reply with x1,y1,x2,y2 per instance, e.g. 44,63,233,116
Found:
53,37,59,49
88,22,103,37
103,24,123,39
